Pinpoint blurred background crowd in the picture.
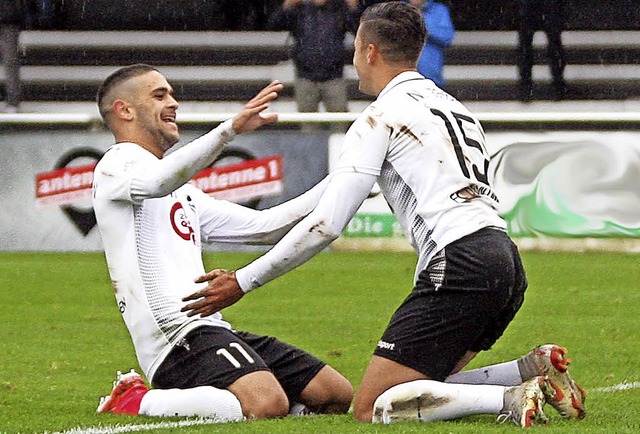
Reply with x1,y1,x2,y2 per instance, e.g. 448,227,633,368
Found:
1,0,639,113
2,0,637,32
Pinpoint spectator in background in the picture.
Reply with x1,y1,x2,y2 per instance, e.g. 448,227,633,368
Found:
408,0,455,89
0,0,27,112
267,0,362,130
517,0,567,102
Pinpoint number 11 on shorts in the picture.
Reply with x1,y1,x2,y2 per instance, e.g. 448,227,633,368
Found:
216,342,256,368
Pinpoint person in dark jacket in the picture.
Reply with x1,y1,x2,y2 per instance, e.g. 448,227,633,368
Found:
268,0,361,128
1,0,28,111
517,0,567,102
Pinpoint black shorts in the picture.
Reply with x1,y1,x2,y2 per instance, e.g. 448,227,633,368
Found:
151,327,326,402
373,227,527,381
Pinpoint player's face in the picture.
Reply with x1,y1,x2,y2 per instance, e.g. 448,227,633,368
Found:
131,71,180,152
353,29,375,96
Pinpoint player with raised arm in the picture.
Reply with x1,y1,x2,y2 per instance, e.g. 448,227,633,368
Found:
181,2,586,427
92,64,353,421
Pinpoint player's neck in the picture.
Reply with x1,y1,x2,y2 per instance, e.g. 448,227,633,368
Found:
374,67,418,96
115,130,166,158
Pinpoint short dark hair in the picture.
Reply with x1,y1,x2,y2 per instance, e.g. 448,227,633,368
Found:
96,64,159,121
359,1,426,65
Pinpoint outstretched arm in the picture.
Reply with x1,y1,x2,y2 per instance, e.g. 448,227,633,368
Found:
125,81,283,202
181,170,376,317
196,174,333,245
182,105,390,317
235,171,375,291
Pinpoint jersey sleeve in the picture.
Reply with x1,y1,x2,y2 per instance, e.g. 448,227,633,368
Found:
92,145,148,203
334,105,390,177
95,120,236,204
235,169,377,292
233,108,389,292
189,174,333,245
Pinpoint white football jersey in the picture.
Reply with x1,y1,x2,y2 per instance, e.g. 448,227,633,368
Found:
93,126,330,381
93,143,232,382
337,71,506,277
235,71,506,292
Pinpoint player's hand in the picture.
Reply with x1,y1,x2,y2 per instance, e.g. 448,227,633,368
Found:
181,269,245,317
231,80,283,134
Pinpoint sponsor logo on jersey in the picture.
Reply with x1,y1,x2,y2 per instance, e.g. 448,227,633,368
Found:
118,297,127,314
450,184,499,204
170,202,196,244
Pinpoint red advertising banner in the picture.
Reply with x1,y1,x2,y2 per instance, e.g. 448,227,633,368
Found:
35,156,283,208
189,155,283,203
35,163,97,208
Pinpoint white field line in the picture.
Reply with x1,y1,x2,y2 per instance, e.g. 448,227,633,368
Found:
44,417,225,434
590,381,640,393
38,382,640,434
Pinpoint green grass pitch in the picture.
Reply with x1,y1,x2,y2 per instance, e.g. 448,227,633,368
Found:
0,250,638,433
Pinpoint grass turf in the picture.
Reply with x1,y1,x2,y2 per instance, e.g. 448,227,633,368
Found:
0,250,638,433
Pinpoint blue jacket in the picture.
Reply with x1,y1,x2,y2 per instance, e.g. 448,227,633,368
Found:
416,1,455,88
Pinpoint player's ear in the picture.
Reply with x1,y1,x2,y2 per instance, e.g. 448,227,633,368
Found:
112,99,134,121
366,43,378,64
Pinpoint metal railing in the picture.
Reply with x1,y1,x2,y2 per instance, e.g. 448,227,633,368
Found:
2,111,640,127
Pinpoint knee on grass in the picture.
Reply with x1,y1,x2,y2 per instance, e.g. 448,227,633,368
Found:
239,388,290,419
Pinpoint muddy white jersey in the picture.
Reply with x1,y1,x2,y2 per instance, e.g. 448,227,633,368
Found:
335,71,506,279
93,120,330,382
93,142,233,382
235,72,506,292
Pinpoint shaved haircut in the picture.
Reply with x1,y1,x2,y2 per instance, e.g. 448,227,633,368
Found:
97,64,159,124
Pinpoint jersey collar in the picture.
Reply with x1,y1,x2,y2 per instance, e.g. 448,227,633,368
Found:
377,71,425,99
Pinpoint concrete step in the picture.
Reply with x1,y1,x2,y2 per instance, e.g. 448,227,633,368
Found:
2,62,638,102
4,63,638,85
14,30,640,67
3,30,639,104
19,30,640,50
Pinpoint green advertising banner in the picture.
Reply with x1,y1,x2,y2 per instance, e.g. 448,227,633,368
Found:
489,131,640,238
342,213,404,238
332,131,640,249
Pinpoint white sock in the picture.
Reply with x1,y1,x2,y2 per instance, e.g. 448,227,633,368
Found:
374,380,505,423
139,386,244,421
288,402,311,416
445,360,523,386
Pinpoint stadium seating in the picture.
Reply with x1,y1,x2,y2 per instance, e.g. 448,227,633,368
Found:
1,29,639,109
448,31,640,101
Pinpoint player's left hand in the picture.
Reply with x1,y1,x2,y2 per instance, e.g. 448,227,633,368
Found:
181,269,244,317
231,80,283,134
